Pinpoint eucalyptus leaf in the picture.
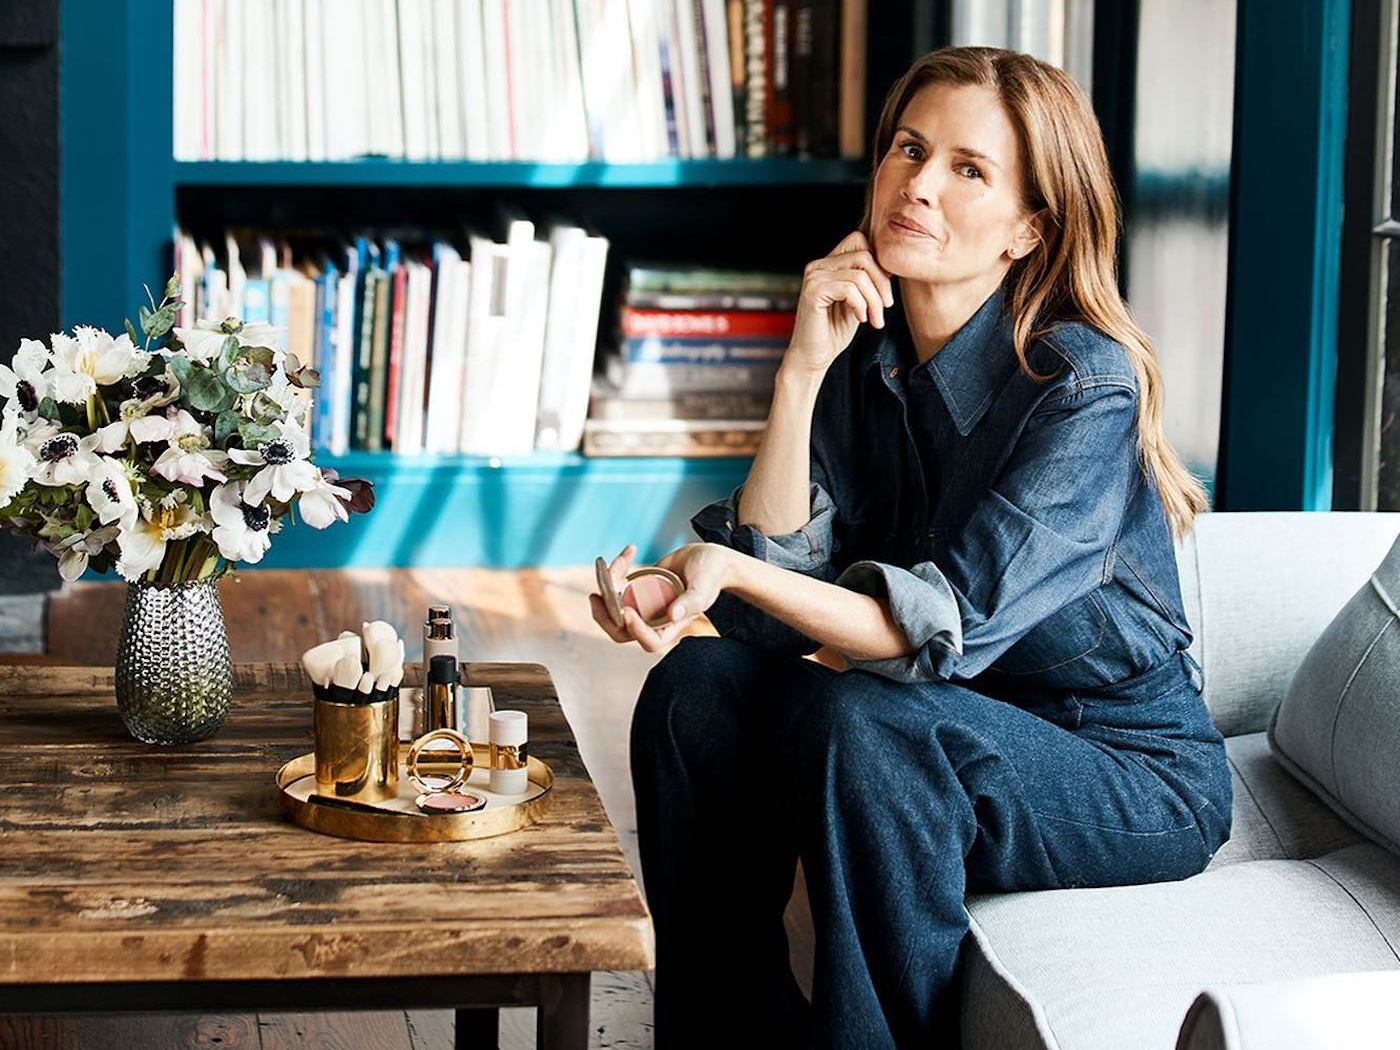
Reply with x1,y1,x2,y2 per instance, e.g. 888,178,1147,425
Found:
144,303,176,339
239,420,279,447
183,366,235,413
165,274,182,299
223,346,275,395
217,335,241,371
289,365,321,390
214,409,243,445
124,318,140,345
37,397,60,421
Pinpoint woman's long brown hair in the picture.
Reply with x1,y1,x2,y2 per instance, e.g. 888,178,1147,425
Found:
863,46,1209,536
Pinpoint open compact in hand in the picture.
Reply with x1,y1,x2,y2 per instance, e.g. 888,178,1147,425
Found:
595,557,685,629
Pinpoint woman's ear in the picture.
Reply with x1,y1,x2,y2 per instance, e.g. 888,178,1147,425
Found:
1009,209,1047,260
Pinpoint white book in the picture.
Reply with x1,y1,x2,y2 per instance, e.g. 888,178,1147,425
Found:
243,0,279,160
534,224,587,449
322,0,366,158
198,0,217,158
432,0,465,158
331,266,359,455
457,0,491,161
456,234,509,453
398,0,431,160
481,0,512,158
423,242,468,453
173,0,201,159
214,0,244,160
393,258,434,454
504,0,536,159
281,0,310,161
669,0,705,156
303,0,327,160
368,0,405,157
699,0,735,157
662,0,694,157
493,238,553,453
548,0,591,161
555,232,609,450
575,0,635,161
626,0,668,160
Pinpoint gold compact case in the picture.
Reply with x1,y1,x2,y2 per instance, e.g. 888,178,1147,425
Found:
406,727,474,794
595,557,685,629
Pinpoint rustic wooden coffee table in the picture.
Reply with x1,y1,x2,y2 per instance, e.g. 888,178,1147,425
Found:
0,661,654,1049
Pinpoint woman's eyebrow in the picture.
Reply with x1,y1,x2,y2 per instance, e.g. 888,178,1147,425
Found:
894,124,1003,171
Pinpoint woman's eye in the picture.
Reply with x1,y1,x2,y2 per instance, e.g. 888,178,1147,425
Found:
958,163,984,180
899,141,924,160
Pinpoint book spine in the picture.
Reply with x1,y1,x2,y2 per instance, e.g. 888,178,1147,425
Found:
589,386,772,421
619,307,796,339
624,289,800,311
384,262,410,449
767,0,794,155
743,0,767,157
606,356,780,394
582,419,765,457
621,336,788,364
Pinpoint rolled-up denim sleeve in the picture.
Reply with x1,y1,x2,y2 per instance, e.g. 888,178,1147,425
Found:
690,482,840,652
836,560,964,681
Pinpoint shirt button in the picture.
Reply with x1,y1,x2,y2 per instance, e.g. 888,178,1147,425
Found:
889,366,900,378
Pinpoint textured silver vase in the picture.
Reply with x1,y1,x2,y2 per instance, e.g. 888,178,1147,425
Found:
114,578,233,745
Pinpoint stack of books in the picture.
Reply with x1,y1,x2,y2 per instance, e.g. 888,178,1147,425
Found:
174,217,609,458
583,263,799,457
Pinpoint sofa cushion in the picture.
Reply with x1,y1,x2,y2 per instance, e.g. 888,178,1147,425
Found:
960,843,1400,1050
1269,532,1400,858
1208,732,1362,869
1174,512,1400,737
1174,971,1400,1050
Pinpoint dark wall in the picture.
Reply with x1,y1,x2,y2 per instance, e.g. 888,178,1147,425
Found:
0,0,60,594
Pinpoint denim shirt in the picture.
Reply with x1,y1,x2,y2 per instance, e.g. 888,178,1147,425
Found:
691,285,1195,693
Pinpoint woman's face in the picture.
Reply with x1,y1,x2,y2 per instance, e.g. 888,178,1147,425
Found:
870,81,1037,289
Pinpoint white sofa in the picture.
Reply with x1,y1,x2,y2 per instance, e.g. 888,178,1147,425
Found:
957,510,1400,1049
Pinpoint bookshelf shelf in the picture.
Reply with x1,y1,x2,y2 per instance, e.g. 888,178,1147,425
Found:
173,158,870,189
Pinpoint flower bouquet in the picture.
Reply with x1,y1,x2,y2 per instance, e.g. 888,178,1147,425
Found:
0,274,374,743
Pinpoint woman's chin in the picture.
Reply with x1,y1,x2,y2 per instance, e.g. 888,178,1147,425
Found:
871,236,940,280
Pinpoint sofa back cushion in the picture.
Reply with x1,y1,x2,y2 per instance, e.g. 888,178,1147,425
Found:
1267,530,1400,856
1174,511,1400,736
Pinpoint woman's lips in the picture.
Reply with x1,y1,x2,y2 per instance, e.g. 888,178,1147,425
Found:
889,215,935,238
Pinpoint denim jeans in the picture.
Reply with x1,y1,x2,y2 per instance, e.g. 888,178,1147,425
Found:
631,636,1232,1049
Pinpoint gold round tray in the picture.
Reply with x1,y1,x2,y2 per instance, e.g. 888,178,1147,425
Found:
276,749,553,843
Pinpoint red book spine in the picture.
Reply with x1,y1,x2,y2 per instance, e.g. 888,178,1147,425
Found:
383,263,410,449
619,307,796,339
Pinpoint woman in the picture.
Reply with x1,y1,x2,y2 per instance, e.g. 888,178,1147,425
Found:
591,45,1231,1049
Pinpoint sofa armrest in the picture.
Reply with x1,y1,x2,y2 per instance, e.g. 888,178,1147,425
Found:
1175,970,1400,1050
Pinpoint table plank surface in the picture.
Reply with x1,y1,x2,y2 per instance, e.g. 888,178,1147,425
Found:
0,662,654,986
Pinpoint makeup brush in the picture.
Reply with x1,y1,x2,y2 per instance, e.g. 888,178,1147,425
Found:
302,635,362,688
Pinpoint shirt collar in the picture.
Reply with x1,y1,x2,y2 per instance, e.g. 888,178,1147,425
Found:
870,284,1018,437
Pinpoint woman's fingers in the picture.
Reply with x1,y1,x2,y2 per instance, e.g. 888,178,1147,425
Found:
607,543,636,589
809,241,895,306
623,606,691,653
589,593,636,644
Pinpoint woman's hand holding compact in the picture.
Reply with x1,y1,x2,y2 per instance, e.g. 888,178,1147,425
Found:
590,542,733,654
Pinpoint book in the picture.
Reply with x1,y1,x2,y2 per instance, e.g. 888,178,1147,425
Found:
589,380,771,421
742,0,767,157
700,0,737,158
837,0,866,158
582,417,765,457
536,226,610,451
618,307,796,339
423,240,468,454
620,336,787,365
383,260,410,448
624,263,803,295
604,355,779,395
392,256,434,454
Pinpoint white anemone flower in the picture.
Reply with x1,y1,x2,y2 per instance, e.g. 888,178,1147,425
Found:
85,456,139,526
0,414,36,511
49,327,148,404
0,338,54,415
92,397,181,453
209,480,273,564
173,318,285,364
115,500,205,581
150,408,229,486
22,418,101,487
296,469,351,529
53,523,121,582
229,421,316,505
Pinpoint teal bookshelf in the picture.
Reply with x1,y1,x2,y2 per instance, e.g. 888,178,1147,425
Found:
60,0,917,569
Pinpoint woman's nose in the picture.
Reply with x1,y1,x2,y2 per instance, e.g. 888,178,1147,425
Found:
901,163,940,207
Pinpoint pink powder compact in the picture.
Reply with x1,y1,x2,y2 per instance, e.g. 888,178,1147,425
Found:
415,791,487,814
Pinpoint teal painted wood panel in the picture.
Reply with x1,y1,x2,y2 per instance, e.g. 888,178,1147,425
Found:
258,453,751,569
1220,0,1350,510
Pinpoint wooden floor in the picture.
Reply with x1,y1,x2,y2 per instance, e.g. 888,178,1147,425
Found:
9,566,676,1050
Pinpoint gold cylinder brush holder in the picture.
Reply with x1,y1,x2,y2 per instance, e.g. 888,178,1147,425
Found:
313,692,400,804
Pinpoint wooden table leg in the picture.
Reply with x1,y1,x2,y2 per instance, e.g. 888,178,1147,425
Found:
536,973,590,1050
455,1006,499,1050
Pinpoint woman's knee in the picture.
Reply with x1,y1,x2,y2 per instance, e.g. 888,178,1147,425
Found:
792,674,965,778
631,635,772,755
